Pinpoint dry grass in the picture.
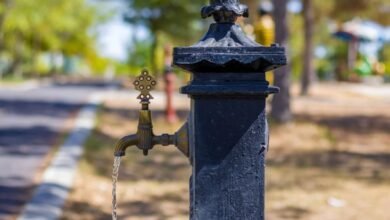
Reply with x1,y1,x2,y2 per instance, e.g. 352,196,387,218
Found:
62,84,390,220
266,122,389,220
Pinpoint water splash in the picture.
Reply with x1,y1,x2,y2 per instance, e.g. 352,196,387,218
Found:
112,156,122,220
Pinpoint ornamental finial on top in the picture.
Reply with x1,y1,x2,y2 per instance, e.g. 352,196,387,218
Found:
201,0,249,23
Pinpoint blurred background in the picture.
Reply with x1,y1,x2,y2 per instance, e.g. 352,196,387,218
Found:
0,0,389,220
0,0,388,82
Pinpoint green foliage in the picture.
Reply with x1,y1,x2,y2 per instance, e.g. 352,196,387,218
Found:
0,0,108,76
120,0,390,79
123,0,208,73
85,51,111,75
123,39,153,76
127,39,152,70
125,0,207,43
313,0,389,80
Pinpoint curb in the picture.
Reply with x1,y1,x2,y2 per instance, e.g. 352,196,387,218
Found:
18,94,103,220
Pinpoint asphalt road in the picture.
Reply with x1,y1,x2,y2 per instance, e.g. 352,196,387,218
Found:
0,81,115,219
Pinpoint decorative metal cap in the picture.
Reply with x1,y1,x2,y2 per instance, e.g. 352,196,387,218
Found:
173,0,287,73
133,70,157,104
190,0,256,48
202,0,249,23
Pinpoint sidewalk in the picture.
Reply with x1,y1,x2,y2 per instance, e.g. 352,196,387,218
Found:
18,94,102,220
0,80,118,219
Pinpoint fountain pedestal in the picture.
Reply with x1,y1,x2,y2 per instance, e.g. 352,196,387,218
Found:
173,1,286,219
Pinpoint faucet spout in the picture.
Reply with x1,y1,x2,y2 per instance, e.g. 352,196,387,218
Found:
114,134,138,157
113,70,189,158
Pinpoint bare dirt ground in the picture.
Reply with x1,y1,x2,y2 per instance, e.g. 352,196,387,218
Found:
61,83,390,220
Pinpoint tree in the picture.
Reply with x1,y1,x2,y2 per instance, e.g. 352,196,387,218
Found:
0,0,10,50
0,0,104,77
123,0,206,72
271,0,292,123
300,0,315,96
299,0,389,94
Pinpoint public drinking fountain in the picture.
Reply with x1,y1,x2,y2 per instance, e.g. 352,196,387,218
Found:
113,0,286,219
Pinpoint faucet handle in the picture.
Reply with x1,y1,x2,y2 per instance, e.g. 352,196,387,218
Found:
133,69,157,105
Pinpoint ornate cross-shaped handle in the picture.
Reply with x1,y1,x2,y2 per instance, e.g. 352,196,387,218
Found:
133,70,157,105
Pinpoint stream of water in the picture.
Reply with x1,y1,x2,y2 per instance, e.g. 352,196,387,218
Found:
112,156,122,220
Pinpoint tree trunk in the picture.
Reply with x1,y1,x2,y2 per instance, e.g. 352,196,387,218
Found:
271,0,292,123
301,0,315,96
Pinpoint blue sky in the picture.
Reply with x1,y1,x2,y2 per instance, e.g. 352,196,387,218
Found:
94,1,148,61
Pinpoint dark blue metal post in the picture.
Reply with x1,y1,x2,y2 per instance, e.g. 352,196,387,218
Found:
173,1,286,219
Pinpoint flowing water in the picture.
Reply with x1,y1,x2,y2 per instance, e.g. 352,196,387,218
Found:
112,156,122,220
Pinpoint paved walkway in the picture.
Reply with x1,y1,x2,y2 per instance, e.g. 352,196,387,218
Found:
0,81,114,219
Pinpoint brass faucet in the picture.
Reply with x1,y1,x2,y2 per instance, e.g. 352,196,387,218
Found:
114,70,189,157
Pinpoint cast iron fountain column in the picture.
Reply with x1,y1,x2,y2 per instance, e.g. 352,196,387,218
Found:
173,0,286,219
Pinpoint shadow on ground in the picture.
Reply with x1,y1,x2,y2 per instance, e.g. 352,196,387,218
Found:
268,150,390,181
268,206,311,220
0,99,86,118
267,113,390,183
0,126,58,155
118,189,189,219
0,184,35,219
61,200,112,220
295,114,390,135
